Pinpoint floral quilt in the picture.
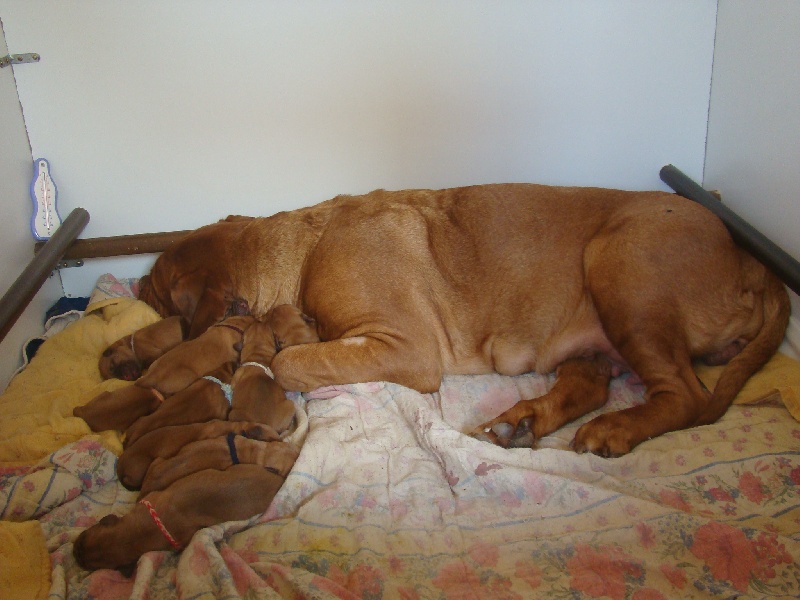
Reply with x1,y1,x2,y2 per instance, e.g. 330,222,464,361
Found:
0,279,799,599
3,372,800,598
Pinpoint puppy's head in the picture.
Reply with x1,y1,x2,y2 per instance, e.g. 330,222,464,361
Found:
98,339,142,381
73,514,128,571
269,304,320,351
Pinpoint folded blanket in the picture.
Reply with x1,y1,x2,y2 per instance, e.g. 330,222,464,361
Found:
695,351,800,422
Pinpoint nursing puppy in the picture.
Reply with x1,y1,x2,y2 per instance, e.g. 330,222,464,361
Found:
140,435,299,496
73,464,284,571
139,184,790,456
228,305,318,431
99,316,187,381
117,419,281,490
74,384,164,432
137,315,253,396
123,362,236,447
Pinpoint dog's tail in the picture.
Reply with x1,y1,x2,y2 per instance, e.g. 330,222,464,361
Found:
695,267,790,426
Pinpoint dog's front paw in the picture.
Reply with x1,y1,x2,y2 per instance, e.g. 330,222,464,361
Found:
571,415,633,457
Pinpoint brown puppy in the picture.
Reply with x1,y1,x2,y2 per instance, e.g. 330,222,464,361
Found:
124,362,236,447
73,464,284,571
74,384,164,432
117,419,281,490
140,435,299,496
139,184,790,456
99,316,188,380
136,315,253,396
269,304,321,350
228,306,318,431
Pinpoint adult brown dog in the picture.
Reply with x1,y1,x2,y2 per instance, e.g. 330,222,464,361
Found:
139,184,790,456
117,419,280,490
98,315,187,380
73,464,285,571
228,306,319,430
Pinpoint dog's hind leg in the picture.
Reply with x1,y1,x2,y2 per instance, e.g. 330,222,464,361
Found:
570,330,708,457
471,354,612,448
571,262,711,456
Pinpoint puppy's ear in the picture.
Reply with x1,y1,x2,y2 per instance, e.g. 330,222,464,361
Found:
98,513,122,526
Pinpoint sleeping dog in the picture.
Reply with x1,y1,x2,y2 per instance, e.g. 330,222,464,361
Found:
73,464,286,571
139,184,790,456
123,362,237,447
79,315,250,432
139,435,299,496
229,305,319,431
117,419,281,490
136,315,254,396
98,315,188,381
74,384,165,432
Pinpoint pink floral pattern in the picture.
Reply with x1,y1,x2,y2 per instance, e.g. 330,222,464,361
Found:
2,368,799,598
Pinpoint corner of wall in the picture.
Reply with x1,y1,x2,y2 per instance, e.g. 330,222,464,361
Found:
780,288,800,360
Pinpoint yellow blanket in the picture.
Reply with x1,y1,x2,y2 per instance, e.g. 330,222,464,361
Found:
0,297,160,599
695,351,800,422
0,298,161,467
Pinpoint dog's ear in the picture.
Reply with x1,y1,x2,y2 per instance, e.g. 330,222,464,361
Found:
169,271,229,338
138,274,171,317
186,284,230,339
169,271,208,322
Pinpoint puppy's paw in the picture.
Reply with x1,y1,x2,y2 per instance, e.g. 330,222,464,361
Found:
571,415,633,457
241,423,281,442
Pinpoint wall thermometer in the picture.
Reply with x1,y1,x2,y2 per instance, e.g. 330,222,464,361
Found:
30,158,62,240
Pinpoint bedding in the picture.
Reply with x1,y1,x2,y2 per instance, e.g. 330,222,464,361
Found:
1,274,799,599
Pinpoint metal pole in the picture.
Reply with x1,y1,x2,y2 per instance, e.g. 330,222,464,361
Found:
0,207,90,343
660,164,800,296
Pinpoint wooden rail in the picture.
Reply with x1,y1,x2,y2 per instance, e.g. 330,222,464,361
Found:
0,208,90,343
34,229,192,260
660,164,800,296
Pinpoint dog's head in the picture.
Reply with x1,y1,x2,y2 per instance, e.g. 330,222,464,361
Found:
73,514,127,571
98,338,142,381
268,304,320,351
139,219,255,338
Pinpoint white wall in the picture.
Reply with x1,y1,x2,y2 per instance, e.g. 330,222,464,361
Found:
704,0,800,356
0,1,717,295
0,18,64,390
